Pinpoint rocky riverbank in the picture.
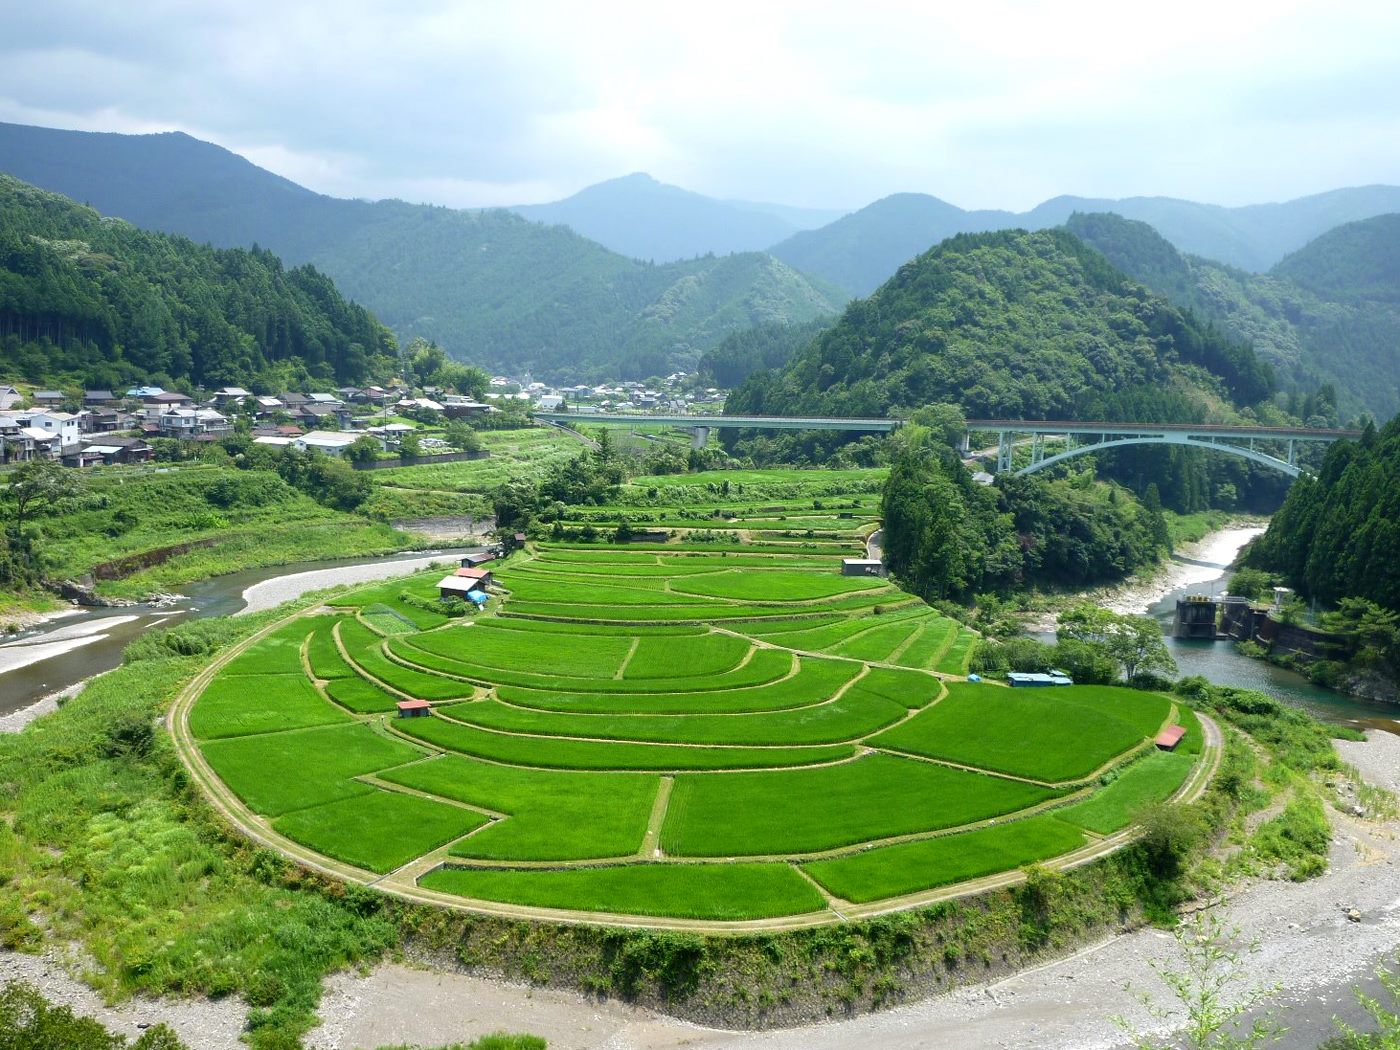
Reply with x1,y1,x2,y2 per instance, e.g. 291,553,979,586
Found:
1022,523,1266,631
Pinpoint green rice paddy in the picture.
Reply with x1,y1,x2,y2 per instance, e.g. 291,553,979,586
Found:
187,483,1205,923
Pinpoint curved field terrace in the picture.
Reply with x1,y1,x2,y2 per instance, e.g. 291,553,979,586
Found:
172,543,1212,927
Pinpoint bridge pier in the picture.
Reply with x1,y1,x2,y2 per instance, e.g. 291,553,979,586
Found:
690,426,710,449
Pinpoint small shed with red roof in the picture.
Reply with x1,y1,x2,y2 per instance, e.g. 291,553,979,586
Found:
453,566,494,588
396,698,432,718
1155,725,1187,751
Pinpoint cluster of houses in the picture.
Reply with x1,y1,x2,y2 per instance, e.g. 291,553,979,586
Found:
0,382,498,466
486,371,721,416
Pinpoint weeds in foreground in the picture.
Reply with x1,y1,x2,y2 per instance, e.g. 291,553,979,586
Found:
1116,913,1283,1050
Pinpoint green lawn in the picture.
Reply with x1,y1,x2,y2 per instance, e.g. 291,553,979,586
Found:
394,715,858,771
189,674,351,740
381,756,657,861
338,619,476,701
871,683,1168,782
199,723,425,816
446,679,906,745
324,676,401,714
272,790,490,873
1055,751,1197,834
307,622,354,680
420,862,827,920
803,816,1087,903
660,754,1062,856
667,571,889,602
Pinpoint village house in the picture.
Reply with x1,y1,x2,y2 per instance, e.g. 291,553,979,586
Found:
296,430,363,455
158,407,231,438
83,389,119,408
0,386,21,411
142,390,195,415
210,386,253,408
453,565,494,589
16,410,82,452
78,435,154,466
0,416,62,462
32,390,67,409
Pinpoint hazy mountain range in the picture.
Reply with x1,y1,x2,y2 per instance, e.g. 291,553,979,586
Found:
0,122,843,379
0,120,1396,398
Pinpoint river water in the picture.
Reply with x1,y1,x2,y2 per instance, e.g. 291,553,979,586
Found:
0,548,478,719
1038,527,1400,732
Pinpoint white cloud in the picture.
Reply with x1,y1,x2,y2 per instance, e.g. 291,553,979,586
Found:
0,0,1398,210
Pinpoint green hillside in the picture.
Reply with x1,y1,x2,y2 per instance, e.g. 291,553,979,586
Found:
729,227,1275,421
0,175,396,389
1067,211,1400,421
1272,213,1400,302
0,122,843,379
1247,417,1400,610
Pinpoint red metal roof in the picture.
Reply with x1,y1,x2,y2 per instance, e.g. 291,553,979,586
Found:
1155,725,1187,749
396,699,432,710
454,566,491,578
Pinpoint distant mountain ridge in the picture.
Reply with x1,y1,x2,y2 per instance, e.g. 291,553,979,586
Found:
1065,211,1400,421
0,122,844,379
769,186,1400,295
510,172,844,262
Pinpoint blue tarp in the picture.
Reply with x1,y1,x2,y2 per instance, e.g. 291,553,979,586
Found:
466,590,489,605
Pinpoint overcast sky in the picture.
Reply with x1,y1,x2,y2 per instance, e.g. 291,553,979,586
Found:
2,0,1398,212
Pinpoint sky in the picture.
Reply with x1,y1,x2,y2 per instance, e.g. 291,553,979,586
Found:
2,0,1399,213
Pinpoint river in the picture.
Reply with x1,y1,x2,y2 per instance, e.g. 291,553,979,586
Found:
1035,525,1400,733
0,548,480,721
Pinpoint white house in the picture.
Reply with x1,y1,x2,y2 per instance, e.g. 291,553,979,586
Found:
158,408,231,437
18,411,82,451
297,430,361,455
536,394,564,411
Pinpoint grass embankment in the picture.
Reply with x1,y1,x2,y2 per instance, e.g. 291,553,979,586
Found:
361,428,581,520
31,464,414,599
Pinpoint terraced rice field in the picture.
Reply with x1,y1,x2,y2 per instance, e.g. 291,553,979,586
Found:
185,531,1204,925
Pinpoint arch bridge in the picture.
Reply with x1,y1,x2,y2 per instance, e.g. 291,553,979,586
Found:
964,420,1360,478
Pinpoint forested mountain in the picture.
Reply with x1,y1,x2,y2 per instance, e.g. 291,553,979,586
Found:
510,173,839,262
0,123,843,379
696,318,833,387
1066,212,1400,421
0,175,396,389
728,228,1298,513
1272,213,1400,303
730,228,1275,420
769,186,1400,296
1247,418,1400,610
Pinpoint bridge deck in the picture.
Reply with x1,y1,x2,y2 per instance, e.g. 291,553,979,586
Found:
534,412,900,432
536,411,1358,442
965,419,1361,440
